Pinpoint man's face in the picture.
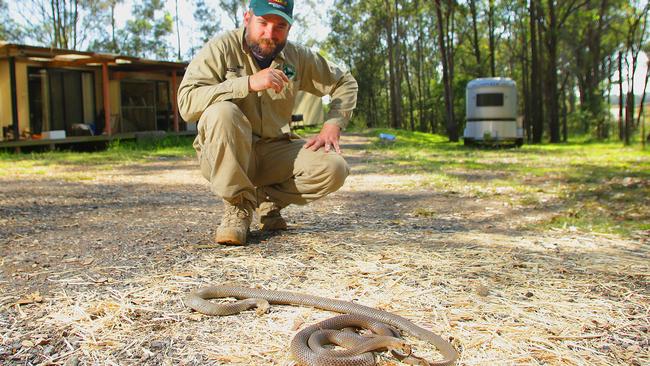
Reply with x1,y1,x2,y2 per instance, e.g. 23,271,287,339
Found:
243,10,290,60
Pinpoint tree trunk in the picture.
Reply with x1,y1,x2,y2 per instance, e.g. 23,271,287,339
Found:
176,0,182,60
415,0,426,131
545,0,560,143
384,0,401,129
394,0,404,129
469,0,482,76
72,0,78,49
434,0,457,141
488,0,496,77
636,60,650,136
529,0,544,143
402,50,415,131
111,3,117,52
425,52,434,132
561,87,568,142
618,51,624,140
518,1,532,142
50,0,59,48
625,92,633,145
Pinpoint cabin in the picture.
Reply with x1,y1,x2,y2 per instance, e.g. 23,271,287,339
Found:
0,42,325,150
0,42,191,149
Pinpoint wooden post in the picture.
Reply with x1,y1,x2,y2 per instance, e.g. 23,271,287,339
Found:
102,62,112,135
171,70,179,133
9,57,19,141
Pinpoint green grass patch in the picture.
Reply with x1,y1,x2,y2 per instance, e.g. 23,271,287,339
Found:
0,136,196,171
363,128,650,237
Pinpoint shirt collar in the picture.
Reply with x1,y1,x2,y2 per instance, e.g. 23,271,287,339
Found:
238,27,249,54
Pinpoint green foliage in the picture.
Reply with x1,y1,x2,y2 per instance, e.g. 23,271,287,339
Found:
324,0,647,145
326,0,389,129
118,0,174,59
86,0,125,54
0,0,23,42
193,0,221,45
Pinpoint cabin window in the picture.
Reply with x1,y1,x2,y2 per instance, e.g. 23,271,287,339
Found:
476,93,504,107
120,80,171,132
28,67,95,135
121,81,156,132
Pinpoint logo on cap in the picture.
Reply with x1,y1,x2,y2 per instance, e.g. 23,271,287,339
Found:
269,0,288,8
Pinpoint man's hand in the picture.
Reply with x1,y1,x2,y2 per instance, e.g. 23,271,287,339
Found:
303,123,342,153
248,68,289,93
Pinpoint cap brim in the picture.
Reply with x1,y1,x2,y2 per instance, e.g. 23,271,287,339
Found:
251,5,294,25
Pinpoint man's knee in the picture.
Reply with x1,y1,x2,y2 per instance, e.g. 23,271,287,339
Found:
198,102,249,139
320,154,349,193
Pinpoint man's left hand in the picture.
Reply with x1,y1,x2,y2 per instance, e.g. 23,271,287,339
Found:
303,124,342,153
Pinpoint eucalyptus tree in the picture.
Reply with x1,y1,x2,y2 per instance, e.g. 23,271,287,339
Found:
562,0,628,139
86,0,124,53
0,0,23,42
15,0,87,49
621,1,649,145
118,0,174,60
193,0,221,44
327,0,389,129
434,0,458,141
220,0,247,28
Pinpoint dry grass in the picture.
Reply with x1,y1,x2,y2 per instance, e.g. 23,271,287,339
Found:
0,135,648,365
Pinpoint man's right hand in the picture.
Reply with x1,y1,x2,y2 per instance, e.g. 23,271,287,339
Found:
248,68,289,93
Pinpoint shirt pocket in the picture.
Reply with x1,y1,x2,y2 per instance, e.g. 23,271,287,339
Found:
274,78,298,101
225,66,245,80
225,70,240,80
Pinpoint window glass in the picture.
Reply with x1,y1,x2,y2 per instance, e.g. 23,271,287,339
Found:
476,93,504,107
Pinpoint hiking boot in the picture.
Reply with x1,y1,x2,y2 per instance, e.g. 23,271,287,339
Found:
257,201,287,231
216,199,254,245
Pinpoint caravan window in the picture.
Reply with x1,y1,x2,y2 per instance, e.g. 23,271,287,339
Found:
476,93,504,107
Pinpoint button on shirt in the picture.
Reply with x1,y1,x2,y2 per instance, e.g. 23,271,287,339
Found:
178,27,358,139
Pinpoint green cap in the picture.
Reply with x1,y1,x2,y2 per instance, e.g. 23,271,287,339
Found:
250,0,294,25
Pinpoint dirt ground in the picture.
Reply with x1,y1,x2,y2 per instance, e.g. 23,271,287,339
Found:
0,135,648,366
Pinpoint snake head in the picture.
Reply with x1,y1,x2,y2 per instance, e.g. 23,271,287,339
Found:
389,340,412,357
255,299,270,315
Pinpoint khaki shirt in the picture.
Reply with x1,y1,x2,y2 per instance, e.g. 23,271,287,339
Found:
178,28,358,138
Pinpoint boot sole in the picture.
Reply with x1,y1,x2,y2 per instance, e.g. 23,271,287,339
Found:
215,230,248,246
260,217,288,231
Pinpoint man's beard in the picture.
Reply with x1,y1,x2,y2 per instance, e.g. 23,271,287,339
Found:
246,32,286,63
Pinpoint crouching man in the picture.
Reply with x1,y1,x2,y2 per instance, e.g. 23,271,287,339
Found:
177,0,358,245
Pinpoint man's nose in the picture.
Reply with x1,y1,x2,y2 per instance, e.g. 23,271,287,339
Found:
262,24,279,38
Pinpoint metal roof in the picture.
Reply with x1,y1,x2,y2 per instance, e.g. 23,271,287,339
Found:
0,42,187,71
467,77,516,89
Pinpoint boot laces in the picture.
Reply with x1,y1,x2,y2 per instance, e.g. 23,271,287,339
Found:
222,203,251,226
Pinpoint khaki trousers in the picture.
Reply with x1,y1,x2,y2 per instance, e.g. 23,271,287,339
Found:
193,101,349,207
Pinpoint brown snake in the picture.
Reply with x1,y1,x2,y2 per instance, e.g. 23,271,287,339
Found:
185,285,458,366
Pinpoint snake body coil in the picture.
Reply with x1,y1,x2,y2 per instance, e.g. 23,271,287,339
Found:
185,285,458,366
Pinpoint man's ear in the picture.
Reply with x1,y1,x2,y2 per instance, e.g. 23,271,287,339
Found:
243,9,252,26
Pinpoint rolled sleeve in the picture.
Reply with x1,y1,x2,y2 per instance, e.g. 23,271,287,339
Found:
324,110,352,130
297,47,358,130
